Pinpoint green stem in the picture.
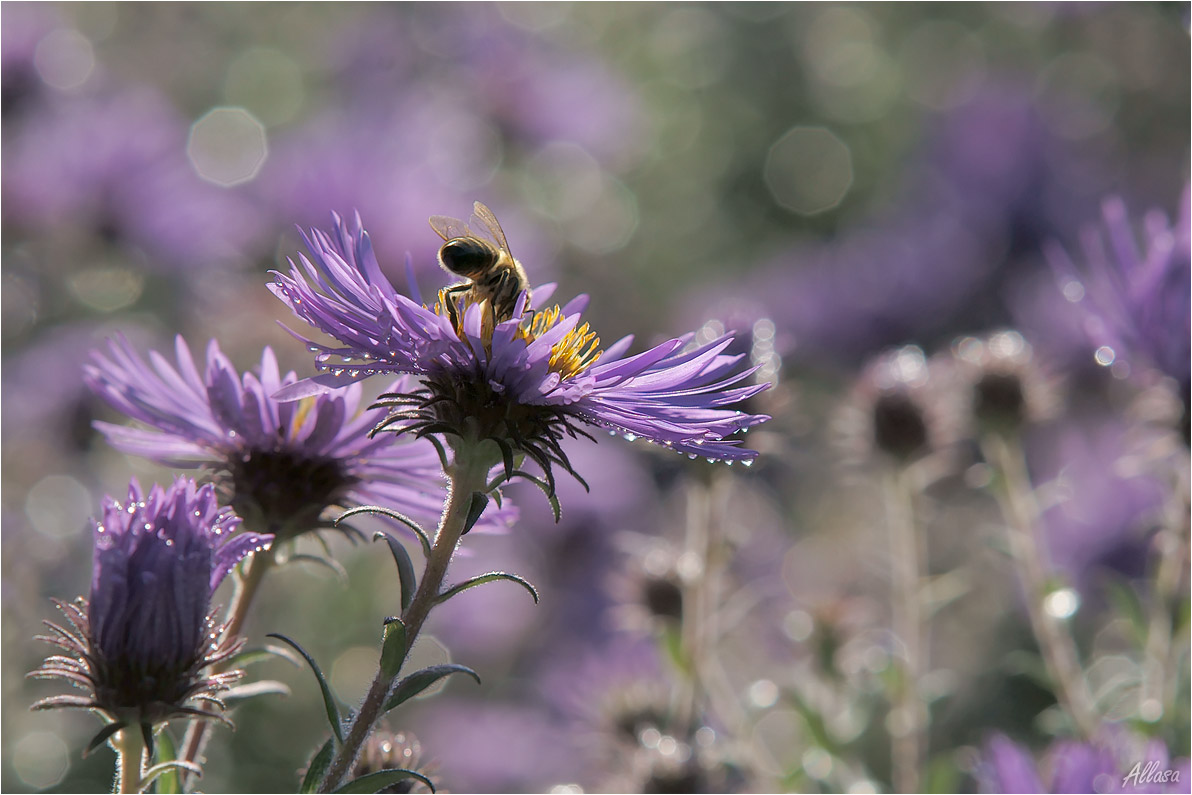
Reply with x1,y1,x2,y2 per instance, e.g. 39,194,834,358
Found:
983,433,1099,739
114,727,145,794
178,548,276,786
884,466,925,793
1140,470,1190,724
317,444,495,793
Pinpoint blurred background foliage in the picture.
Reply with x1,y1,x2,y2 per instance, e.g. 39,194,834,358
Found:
2,3,1188,793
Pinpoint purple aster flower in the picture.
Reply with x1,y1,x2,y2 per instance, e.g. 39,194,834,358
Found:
83,335,504,541
1046,185,1191,401
978,731,1191,794
269,210,769,495
29,477,271,732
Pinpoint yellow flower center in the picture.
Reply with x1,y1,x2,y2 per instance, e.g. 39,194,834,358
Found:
434,288,601,380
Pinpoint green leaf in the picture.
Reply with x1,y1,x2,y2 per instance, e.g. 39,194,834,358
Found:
228,642,302,669
338,505,432,559
462,492,488,536
221,680,292,706
267,633,344,743
289,553,349,586
83,721,125,757
424,434,452,474
435,572,540,606
1103,578,1148,648
373,532,417,610
333,768,435,794
380,618,408,679
300,738,335,794
150,728,180,794
382,664,481,714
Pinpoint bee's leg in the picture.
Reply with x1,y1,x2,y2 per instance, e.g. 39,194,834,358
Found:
443,284,469,330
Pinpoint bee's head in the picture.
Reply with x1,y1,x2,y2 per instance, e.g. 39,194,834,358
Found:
439,237,497,279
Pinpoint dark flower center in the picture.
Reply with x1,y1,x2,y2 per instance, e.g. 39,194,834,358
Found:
973,372,1027,431
871,392,929,461
226,448,354,538
642,576,684,622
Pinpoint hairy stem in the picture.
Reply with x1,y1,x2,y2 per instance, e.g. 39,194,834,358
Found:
983,433,1099,739
884,466,925,794
179,549,275,785
114,727,144,794
318,446,493,792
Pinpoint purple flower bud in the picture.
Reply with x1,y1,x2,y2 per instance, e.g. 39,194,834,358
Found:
30,477,271,728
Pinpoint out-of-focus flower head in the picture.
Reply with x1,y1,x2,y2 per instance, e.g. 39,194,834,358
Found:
352,726,437,794
834,345,950,468
2,88,265,271
949,330,1062,439
29,477,271,732
542,638,739,793
269,211,769,500
83,335,510,542
1047,185,1191,406
978,731,1191,794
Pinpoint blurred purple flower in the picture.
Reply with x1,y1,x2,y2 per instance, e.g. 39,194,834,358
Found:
30,477,271,728
84,335,509,540
269,212,768,483
1046,185,1191,398
979,731,1190,794
2,88,265,270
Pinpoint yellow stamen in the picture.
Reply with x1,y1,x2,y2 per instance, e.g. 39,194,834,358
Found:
433,289,601,379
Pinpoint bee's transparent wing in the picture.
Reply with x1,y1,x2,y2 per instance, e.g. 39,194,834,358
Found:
469,202,513,256
428,214,470,242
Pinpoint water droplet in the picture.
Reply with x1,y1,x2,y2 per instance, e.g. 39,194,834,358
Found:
742,459,754,468
623,433,638,442
726,459,735,466
687,453,698,460
705,458,716,464
1094,346,1115,366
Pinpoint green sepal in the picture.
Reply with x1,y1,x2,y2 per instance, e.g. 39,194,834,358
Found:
338,505,432,559
462,492,488,536
424,434,452,474
511,469,561,521
373,531,417,610
267,633,344,744
435,571,540,606
382,664,481,714
300,737,336,794
83,721,125,757
380,617,408,679
333,768,436,794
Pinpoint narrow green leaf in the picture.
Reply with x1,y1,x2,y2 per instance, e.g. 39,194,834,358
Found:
267,633,344,743
1103,578,1148,648
462,492,488,536
221,680,292,706
373,532,417,610
380,618,408,679
228,642,302,669
83,721,125,757
333,768,435,794
289,553,349,585
382,664,481,714
151,728,180,794
435,572,540,606
300,738,335,794
338,506,432,559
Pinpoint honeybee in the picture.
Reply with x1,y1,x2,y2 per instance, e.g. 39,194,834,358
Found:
429,202,531,330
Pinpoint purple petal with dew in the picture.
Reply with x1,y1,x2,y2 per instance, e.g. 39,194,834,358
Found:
211,532,273,592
